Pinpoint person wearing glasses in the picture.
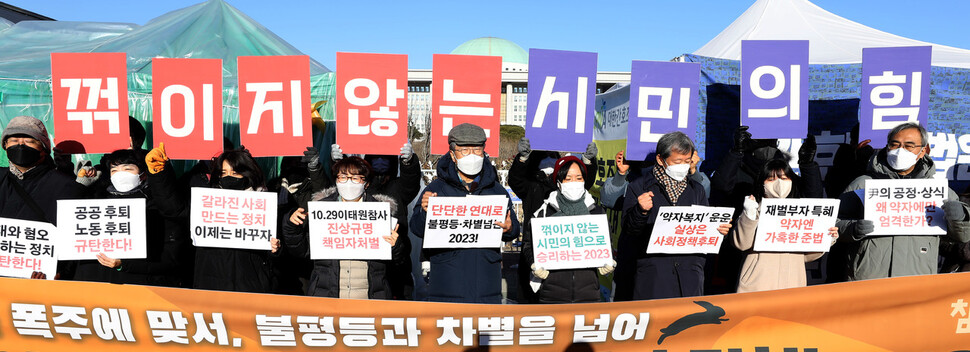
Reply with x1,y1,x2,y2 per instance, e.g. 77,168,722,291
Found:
410,123,519,304
282,157,404,299
836,122,970,280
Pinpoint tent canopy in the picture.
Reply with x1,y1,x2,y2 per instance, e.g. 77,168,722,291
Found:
693,0,970,68
0,0,330,80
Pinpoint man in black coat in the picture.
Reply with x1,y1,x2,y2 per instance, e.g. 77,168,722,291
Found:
410,123,520,304
619,132,731,301
0,116,86,279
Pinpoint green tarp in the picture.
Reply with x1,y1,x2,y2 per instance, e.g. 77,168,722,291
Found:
0,0,337,175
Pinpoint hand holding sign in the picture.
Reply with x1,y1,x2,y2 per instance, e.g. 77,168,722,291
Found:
289,207,307,226
943,201,968,221
637,191,654,213
717,223,732,235
421,191,438,211
265,239,280,254
495,211,513,234
385,224,400,246
96,253,121,269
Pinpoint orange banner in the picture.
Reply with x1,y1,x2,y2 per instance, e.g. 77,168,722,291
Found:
1,273,968,351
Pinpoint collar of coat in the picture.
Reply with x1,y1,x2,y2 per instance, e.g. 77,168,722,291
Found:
435,153,499,192
310,187,398,214
534,189,596,218
867,148,935,179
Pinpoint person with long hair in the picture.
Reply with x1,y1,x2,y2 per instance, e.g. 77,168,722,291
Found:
282,156,405,299
731,159,838,293
193,149,280,293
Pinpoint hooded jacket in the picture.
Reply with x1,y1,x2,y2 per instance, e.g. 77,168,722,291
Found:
410,154,520,304
837,149,970,280
281,187,405,299
523,190,604,304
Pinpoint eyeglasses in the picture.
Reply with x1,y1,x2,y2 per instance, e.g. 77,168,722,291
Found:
887,141,924,152
336,175,366,184
453,147,484,157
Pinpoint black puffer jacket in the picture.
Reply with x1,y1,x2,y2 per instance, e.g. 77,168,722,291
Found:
193,187,277,293
365,155,420,300
522,191,605,304
73,165,190,287
281,188,405,299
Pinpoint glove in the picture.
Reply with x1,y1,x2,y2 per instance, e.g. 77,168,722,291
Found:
52,147,74,173
531,264,549,280
145,142,168,174
943,200,968,222
583,142,598,164
302,147,320,171
597,260,616,276
853,219,875,237
517,137,531,161
330,144,344,161
74,160,100,187
798,134,817,164
400,142,413,161
732,126,752,153
421,261,430,279
743,195,759,221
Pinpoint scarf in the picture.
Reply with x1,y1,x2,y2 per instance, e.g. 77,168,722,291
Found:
553,191,590,217
653,165,688,204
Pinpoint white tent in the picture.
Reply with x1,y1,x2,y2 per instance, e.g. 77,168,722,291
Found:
693,0,970,68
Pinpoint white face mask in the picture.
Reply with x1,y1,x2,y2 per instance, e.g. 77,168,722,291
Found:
664,163,691,181
886,147,920,171
764,179,793,199
559,182,586,201
336,182,365,201
455,154,484,176
110,172,142,192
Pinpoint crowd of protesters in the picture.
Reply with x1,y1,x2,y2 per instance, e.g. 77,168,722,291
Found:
3,114,969,304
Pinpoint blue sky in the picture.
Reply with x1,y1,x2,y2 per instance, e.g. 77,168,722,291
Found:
8,0,970,71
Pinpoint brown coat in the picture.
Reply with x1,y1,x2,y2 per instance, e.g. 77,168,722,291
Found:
731,214,824,293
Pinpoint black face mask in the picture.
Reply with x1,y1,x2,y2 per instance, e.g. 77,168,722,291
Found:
219,176,248,190
5,144,43,167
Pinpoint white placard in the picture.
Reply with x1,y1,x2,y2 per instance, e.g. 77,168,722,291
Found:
753,198,840,252
863,179,947,236
531,214,612,270
0,217,57,280
423,195,508,249
308,201,392,260
647,206,733,254
57,198,146,260
190,187,277,250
